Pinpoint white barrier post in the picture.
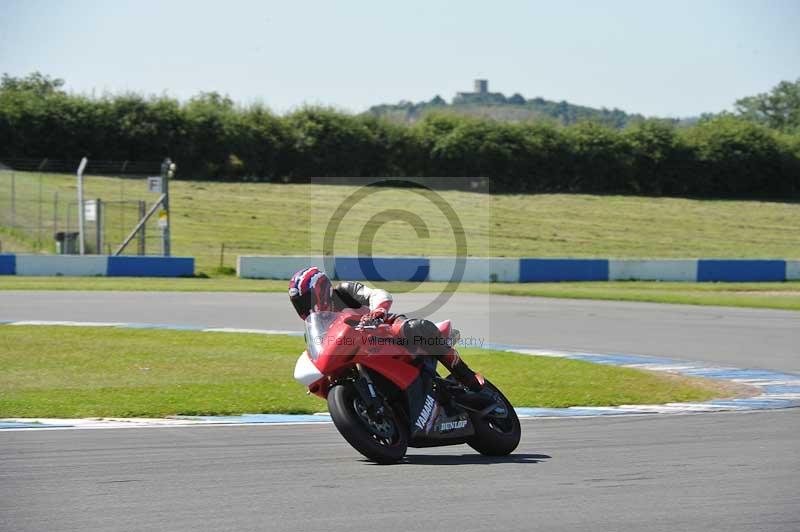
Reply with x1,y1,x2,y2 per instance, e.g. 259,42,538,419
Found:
76,157,88,255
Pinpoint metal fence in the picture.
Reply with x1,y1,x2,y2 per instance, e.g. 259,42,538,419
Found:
0,159,165,256
0,159,273,273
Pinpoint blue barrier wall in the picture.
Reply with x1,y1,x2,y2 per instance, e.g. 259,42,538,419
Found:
519,259,609,282
0,254,15,275
107,256,194,277
333,257,429,282
697,260,786,282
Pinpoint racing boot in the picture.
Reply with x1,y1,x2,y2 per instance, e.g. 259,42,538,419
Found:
439,348,485,392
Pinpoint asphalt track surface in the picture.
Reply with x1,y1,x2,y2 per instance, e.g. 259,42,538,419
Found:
2,291,799,532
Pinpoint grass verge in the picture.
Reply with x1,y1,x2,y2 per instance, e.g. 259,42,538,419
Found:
1,276,799,311
0,326,741,418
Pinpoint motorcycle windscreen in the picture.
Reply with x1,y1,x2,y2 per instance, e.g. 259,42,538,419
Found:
304,311,340,361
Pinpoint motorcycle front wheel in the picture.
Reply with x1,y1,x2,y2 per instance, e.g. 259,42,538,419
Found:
466,380,521,456
327,383,409,464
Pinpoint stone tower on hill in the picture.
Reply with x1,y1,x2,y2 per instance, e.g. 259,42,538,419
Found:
454,79,506,104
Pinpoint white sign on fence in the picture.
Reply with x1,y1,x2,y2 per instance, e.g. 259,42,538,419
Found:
147,176,163,193
84,200,97,222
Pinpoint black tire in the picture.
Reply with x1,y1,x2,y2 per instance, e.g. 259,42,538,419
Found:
327,383,408,464
466,380,521,456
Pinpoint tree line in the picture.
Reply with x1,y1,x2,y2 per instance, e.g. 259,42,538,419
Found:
1,73,799,197
368,91,646,128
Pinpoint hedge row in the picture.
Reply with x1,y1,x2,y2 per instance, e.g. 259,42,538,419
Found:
2,89,799,196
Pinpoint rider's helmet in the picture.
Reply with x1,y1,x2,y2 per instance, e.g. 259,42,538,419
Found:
288,267,333,320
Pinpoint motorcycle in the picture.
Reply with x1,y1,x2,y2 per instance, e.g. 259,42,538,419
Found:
293,310,521,464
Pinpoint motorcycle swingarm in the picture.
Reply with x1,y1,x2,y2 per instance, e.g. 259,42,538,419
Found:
449,389,505,420
431,376,501,415
454,399,501,417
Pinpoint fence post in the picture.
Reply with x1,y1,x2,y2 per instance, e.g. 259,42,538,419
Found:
53,191,59,238
138,200,146,255
120,180,125,247
96,198,103,255
160,159,174,257
37,173,43,248
10,172,15,227
77,157,88,255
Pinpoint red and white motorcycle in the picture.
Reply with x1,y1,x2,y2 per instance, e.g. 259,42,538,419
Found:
294,310,520,464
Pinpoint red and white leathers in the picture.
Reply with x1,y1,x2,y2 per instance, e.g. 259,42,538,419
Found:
332,282,483,391
331,281,393,316
289,271,482,391
340,290,484,390
389,315,484,391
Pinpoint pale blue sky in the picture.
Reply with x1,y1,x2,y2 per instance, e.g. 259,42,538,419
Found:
1,0,798,117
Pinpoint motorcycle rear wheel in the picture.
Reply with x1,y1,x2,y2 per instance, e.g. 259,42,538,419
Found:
466,380,521,456
327,383,409,464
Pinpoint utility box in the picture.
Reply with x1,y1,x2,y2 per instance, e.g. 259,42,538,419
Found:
55,232,80,255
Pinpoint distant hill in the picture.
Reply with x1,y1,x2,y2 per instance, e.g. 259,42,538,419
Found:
366,80,698,128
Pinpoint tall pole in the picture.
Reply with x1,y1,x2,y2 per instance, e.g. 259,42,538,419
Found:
96,198,103,255
138,200,146,256
10,172,15,227
160,158,175,257
53,191,59,235
37,174,43,248
77,157,88,255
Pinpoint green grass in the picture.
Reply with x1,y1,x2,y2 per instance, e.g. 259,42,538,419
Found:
0,326,739,418
1,171,798,274
1,275,799,311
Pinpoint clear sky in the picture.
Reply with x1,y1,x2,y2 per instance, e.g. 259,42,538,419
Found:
1,0,798,117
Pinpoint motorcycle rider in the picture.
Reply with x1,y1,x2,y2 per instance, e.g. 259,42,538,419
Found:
288,266,484,391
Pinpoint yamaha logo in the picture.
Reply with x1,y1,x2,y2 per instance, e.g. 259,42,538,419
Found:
414,395,436,430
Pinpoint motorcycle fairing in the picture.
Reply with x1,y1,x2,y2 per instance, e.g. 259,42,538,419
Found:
359,355,420,391
405,362,475,444
406,362,436,436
